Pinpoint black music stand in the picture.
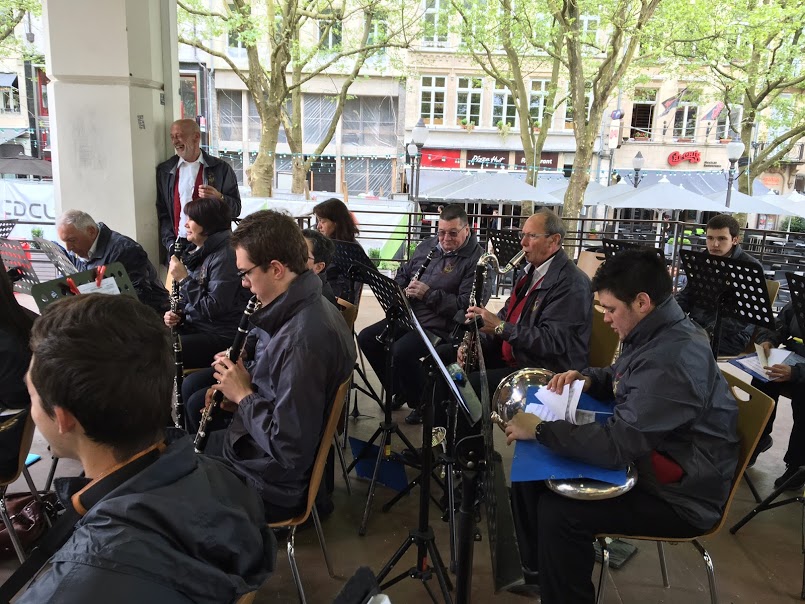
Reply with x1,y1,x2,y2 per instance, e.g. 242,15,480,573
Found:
0,239,39,294
333,241,384,423
33,237,79,277
488,230,522,296
0,220,17,239
679,249,775,359
730,272,805,598
601,237,665,261
30,262,136,311
346,263,422,536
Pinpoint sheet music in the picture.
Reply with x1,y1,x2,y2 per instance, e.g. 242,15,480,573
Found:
531,380,586,424
736,348,792,376
77,277,121,296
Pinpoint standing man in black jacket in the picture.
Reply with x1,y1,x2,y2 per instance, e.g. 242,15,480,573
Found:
57,210,169,313
156,119,241,257
675,213,762,355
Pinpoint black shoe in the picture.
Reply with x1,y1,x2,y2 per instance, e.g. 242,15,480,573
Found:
747,435,773,468
507,568,540,598
399,447,422,465
405,408,423,425
774,466,805,491
391,394,406,411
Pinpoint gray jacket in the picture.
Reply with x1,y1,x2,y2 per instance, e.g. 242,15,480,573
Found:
676,244,762,355
71,222,169,313
180,230,252,340
18,430,275,604
539,297,739,530
488,249,592,372
224,270,356,510
395,234,483,335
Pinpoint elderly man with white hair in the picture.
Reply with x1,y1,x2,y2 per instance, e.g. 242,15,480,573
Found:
56,210,169,313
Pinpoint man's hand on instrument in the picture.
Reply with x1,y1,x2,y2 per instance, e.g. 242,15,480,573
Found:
547,370,590,393
467,305,500,335
505,411,540,446
211,357,253,404
168,256,189,282
765,363,792,382
164,310,182,328
406,279,430,300
198,184,224,201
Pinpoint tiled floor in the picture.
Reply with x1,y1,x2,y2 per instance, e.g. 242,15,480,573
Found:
4,289,804,603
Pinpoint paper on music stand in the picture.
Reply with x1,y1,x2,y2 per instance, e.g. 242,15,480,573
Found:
77,277,121,296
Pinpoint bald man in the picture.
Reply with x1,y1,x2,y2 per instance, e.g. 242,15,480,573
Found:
156,119,241,256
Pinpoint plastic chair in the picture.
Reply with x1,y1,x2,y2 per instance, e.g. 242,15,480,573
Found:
588,304,620,368
268,378,351,604
576,250,605,281
0,410,51,563
234,592,256,604
595,371,774,604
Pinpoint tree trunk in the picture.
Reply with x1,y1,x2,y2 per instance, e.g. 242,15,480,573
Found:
250,112,281,198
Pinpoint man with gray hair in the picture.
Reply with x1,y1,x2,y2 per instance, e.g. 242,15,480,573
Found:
57,210,169,313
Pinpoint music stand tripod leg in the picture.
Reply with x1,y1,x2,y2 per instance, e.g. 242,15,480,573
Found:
730,467,805,534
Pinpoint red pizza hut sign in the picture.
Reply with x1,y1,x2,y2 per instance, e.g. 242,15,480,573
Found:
668,150,701,166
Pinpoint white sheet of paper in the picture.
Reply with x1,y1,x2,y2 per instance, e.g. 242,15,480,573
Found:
565,380,585,423
525,402,560,422
534,379,587,424
77,277,121,296
737,349,791,377
754,343,768,368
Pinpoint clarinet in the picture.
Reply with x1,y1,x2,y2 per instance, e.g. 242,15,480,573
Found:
171,238,186,430
194,295,261,453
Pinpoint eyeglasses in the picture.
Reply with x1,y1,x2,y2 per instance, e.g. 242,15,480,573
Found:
437,227,467,239
518,231,553,241
237,265,260,281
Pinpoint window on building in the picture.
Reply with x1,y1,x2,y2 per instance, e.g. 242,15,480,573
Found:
0,85,20,114
456,77,482,126
493,86,517,128
367,17,387,50
219,152,244,185
318,15,342,50
303,94,337,144
217,90,243,141
420,76,446,125
423,0,448,46
716,105,742,139
529,79,550,126
673,98,699,139
345,157,393,195
343,96,396,146
227,4,247,59
630,88,656,139
564,82,592,128
179,74,199,120
766,93,792,142
247,93,262,141
580,15,600,48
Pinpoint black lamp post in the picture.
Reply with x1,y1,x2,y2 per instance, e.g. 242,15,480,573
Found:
631,151,645,188
725,140,745,209
407,118,429,202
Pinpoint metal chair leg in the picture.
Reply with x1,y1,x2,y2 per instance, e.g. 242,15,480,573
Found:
21,467,51,528
657,541,670,588
334,435,352,496
691,538,718,604
312,505,336,578
44,456,59,492
0,489,26,563
596,537,609,604
287,527,306,604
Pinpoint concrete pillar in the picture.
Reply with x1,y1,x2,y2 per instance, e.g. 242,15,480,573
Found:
42,0,179,262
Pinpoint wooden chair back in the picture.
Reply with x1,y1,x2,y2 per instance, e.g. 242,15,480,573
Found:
766,278,780,306
588,304,620,368
577,250,605,280
234,592,256,604
268,378,352,529
0,411,35,487
336,297,359,331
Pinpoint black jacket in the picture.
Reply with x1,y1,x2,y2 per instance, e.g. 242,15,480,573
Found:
675,244,762,355
18,430,274,604
179,230,252,339
71,223,169,313
0,326,31,409
541,297,739,530
156,150,241,255
223,270,356,511
395,234,484,335
486,248,592,372
756,301,805,384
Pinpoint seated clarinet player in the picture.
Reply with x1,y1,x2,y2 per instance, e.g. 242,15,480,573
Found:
182,210,356,522
504,249,739,603
163,198,252,369
17,294,274,604
357,203,483,424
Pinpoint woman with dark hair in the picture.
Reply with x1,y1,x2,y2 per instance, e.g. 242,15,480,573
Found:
312,198,361,303
0,262,36,477
164,198,252,369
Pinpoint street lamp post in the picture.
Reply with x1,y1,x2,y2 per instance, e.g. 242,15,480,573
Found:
408,118,429,202
631,151,645,188
725,140,746,209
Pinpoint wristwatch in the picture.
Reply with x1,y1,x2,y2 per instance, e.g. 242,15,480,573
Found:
494,321,506,336
534,421,545,441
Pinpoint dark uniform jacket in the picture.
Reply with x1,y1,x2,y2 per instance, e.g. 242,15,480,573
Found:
18,430,275,604
676,244,762,356
539,297,739,530
179,230,251,340
486,248,592,372
223,270,356,511
71,223,169,313
395,233,483,336
156,150,241,255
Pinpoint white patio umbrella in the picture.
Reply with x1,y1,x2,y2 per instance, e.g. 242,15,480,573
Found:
582,179,634,206
757,193,805,219
549,180,607,204
605,178,731,212
705,190,796,216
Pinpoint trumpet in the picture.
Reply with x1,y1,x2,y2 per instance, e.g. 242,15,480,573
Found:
461,249,527,373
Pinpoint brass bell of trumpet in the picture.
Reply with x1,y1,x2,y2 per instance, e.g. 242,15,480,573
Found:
490,367,555,430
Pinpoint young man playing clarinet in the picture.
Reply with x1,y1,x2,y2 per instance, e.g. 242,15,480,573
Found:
183,210,356,522
505,249,739,603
